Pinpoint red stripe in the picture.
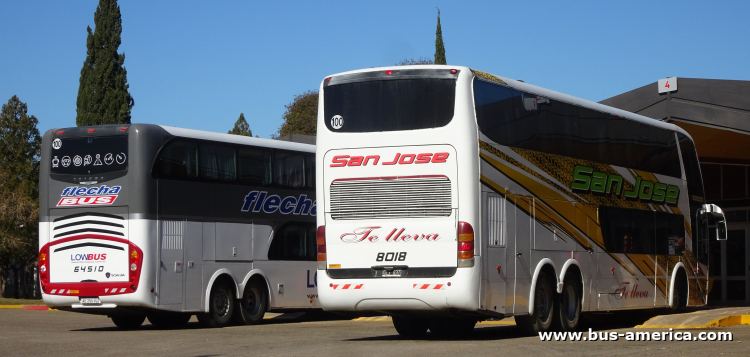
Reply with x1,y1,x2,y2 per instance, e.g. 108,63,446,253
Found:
342,284,351,290
333,175,449,182
412,284,417,288
420,284,430,289
354,284,363,289
434,284,443,289
332,284,339,289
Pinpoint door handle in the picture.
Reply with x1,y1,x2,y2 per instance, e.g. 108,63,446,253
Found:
516,252,523,257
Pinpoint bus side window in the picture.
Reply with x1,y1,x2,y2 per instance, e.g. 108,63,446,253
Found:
199,144,236,181
268,223,316,261
304,154,315,189
154,141,198,179
274,151,305,188
238,147,272,186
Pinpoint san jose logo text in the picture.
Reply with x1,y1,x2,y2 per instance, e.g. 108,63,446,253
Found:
571,165,679,205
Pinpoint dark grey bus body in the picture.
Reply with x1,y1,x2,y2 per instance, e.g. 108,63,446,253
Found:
39,124,319,319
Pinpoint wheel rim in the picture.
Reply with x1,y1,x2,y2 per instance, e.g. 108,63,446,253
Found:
214,289,230,317
536,284,550,321
563,285,577,321
244,287,260,315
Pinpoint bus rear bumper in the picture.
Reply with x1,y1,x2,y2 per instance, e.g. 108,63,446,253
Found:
317,270,479,313
42,292,155,312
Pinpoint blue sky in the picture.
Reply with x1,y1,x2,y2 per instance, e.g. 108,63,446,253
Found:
1,1,749,138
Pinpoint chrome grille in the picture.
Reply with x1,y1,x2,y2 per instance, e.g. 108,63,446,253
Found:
330,176,452,220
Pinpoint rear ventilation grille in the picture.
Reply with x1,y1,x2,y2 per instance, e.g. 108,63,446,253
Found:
329,176,452,220
52,212,126,239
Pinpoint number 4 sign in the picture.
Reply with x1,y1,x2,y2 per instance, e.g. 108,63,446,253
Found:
658,77,677,93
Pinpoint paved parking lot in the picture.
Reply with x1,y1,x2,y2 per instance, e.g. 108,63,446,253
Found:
1,309,748,356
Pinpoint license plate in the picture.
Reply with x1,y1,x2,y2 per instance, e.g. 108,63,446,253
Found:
80,298,101,304
382,269,402,277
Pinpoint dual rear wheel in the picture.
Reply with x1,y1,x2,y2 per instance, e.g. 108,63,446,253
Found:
515,271,581,334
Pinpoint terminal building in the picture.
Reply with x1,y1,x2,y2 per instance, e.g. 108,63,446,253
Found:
601,78,750,305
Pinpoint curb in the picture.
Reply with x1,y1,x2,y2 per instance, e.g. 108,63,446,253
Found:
0,305,54,310
636,314,750,329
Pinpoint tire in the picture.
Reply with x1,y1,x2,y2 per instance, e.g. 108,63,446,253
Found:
515,271,555,335
111,315,146,330
233,280,267,325
429,318,477,337
147,312,192,329
198,281,235,328
392,315,429,338
554,275,581,332
671,270,688,311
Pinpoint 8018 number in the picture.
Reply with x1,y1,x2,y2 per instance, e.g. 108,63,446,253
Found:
376,252,407,262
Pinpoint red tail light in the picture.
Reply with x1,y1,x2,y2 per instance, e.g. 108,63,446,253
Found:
317,226,326,262
38,246,49,285
128,243,143,286
457,221,474,260
88,129,95,132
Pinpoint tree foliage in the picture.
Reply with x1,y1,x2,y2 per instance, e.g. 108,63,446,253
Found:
0,96,41,297
274,91,318,138
434,8,447,65
396,57,434,66
76,0,134,126
228,113,253,137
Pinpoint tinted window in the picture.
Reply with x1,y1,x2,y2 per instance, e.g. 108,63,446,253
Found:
154,141,198,179
154,139,313,188
678,133,708,265
474,80,682,177
199,144,236,181
599,207,685,255
324,79,456,132
50,135,128,175
238,147,272,186
268,223,316,261
274,151,305,188
304,154,315,189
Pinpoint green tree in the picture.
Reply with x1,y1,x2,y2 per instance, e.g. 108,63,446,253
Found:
434,8,447,65
274,91,318,138
0,96,41,298
396,57,434,66
76,0,134,126
228,113,253,137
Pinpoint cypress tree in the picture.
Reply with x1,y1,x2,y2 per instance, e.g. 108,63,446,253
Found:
228,113,253,137
434,8,447,65
76,0,134,126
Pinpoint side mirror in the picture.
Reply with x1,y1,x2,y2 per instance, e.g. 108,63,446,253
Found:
699,204,728,241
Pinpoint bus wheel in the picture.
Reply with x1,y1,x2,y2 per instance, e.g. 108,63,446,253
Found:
671,269,688,311
111,315,145,330
392,315,429,338
515,271,555,334
233,280,267,325
147,312,191,329
555,275,581,332
198,281,235,328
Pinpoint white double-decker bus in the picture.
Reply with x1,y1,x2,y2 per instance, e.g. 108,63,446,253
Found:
39,124,319,329
315,66,727,336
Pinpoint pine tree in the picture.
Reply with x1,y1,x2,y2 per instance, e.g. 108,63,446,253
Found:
0,95,41,298
274,91,318,138
228,113,253,136
76,0,134,126
434,8,447,65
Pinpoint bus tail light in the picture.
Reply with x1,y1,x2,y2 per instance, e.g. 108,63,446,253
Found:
39,246,49,286
458,222,475,263
128,243,143,286
317,226,326,269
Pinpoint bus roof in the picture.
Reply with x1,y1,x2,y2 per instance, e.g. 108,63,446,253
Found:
158,125,315,153
322,65,694,142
